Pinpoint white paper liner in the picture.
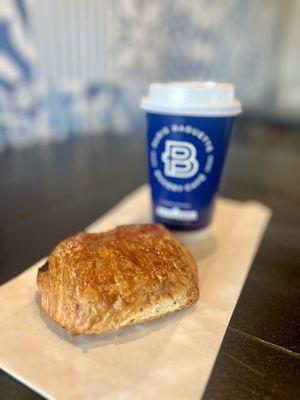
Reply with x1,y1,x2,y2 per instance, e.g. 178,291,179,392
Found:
0,185,271,400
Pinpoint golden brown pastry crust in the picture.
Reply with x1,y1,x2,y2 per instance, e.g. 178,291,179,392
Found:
37,224,199,335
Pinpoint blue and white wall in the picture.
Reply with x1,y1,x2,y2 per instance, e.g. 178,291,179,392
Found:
0,0,297,152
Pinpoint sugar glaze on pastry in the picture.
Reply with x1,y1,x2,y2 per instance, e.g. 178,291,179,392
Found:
37,224,199,335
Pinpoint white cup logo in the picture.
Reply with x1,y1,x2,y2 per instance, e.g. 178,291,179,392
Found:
162,140,199,178
150,125,214,192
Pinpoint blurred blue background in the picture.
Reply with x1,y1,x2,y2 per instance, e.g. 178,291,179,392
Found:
0,0,299,152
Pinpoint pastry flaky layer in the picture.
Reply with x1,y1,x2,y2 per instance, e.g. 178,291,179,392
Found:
37,224,199,335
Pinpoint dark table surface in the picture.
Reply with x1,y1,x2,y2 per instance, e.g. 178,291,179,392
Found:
0,118,299,400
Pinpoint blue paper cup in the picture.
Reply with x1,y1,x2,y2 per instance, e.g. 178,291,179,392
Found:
141,81,241,232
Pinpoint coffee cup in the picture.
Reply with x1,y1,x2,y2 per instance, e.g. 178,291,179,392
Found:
141,81,241,231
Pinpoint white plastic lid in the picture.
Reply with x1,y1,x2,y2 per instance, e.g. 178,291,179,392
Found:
141,81,242,117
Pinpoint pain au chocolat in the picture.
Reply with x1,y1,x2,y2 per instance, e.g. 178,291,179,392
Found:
37,224,199,335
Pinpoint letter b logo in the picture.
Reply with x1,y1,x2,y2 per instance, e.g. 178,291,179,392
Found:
162,140,199,178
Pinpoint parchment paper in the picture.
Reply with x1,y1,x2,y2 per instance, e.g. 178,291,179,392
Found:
0,185,271,400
